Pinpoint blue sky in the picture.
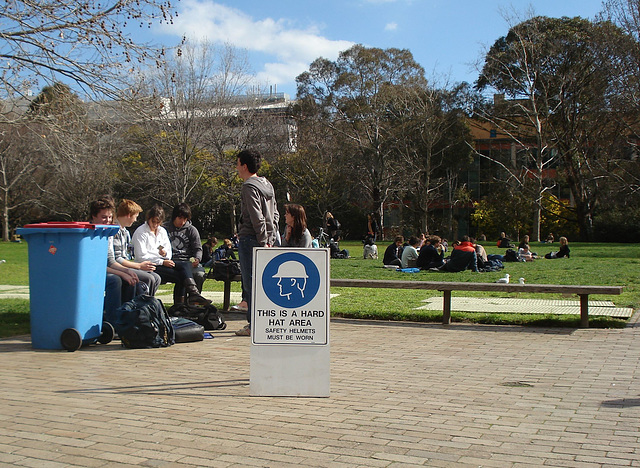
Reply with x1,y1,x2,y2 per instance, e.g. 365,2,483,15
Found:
151,0,604,97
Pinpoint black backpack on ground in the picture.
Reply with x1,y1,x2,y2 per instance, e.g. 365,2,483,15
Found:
106,295,175,349
168,303,227,331
503,249,523,262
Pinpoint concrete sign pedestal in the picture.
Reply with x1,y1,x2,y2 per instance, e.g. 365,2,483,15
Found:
250,248,330,397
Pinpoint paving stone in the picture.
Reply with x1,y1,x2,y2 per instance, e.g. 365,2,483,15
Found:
1,313,639,466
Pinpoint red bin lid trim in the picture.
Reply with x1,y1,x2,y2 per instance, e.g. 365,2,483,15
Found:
22,222,97,229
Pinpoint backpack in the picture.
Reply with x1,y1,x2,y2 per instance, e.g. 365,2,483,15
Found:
210,259,242,281
504,249,523,262
168,303,227,331
213,246,227,261
106,295,175,349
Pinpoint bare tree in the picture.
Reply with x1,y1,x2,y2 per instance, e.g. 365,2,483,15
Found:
0,0,176,107
0,119,40,240
120,41,289,234
27,83,118,221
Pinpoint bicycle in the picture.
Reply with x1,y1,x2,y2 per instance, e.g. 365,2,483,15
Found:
316,227,331,248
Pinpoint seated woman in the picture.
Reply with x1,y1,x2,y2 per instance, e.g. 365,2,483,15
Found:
201,236,218,268
132,204,210,306
281,203,313,248
417,235,445,270
545,236,570,259
112,199,161,295
518,234,537,259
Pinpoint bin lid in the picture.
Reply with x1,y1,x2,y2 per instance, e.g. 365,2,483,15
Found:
22,222,97,229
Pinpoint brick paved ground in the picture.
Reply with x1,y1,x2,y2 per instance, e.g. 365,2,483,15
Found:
1,313,639,467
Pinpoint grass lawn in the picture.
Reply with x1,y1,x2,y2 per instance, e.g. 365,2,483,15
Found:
0,239,638,337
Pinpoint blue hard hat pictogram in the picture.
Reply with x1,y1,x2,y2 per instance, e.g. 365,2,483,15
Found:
262,252,320,308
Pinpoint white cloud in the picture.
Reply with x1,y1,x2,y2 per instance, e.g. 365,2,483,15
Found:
385,22,398,31
159,0,354,90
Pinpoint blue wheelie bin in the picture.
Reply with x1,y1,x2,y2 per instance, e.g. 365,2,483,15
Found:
16,222,120,351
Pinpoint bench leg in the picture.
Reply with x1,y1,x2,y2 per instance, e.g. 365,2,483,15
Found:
579,294,589,328
442,290,452,325
223,280,232,311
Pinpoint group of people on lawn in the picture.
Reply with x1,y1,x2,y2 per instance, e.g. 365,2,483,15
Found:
383,232,570,273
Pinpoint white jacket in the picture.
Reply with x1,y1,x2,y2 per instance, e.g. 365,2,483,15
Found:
132,222,172,265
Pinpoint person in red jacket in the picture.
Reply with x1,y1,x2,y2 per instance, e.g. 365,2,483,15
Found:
440,235,478,272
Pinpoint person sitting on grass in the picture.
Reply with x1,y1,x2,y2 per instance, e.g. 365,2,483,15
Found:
383,236,404,267
518,235,537,259
201,236,218,268
214,238,237,261
439,235,479,272
545,236,570,259
497,231,514,248
401,236,420,269
417,235,445,270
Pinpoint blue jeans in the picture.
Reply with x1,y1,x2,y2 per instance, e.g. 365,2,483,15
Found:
104,273,122,314
238,235,260,323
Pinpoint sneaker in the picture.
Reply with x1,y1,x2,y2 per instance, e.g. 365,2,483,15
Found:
230,301,248,312
235,324,251,336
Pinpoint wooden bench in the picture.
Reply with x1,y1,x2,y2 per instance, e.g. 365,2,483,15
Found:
204,270,242,312
330,279,624,328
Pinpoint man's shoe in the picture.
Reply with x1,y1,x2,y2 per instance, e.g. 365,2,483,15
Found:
235,324,251,336
230,301,248,312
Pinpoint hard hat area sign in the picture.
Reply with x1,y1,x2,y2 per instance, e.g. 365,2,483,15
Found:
253,249,329,345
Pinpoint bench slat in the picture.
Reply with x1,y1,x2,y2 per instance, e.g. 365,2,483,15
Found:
330,279,622,296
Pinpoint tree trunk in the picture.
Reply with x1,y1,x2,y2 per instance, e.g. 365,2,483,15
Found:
2,197,9,242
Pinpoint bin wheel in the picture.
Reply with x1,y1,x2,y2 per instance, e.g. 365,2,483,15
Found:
61,328,82,352
98,321,115,344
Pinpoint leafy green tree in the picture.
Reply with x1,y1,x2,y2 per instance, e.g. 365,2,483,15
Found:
296,45,427,232
477,16,638,240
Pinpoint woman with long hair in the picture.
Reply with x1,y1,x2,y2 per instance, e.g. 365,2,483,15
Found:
282,203,313,248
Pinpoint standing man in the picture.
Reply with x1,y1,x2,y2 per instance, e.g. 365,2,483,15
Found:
234,149,279,336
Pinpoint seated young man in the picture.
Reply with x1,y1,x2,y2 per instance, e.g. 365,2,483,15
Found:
164,203,206,303
112,199,161,295
440,236,479,273
417,235,445,270
383,236,404,267
89,197,139,314
400,236,420,269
